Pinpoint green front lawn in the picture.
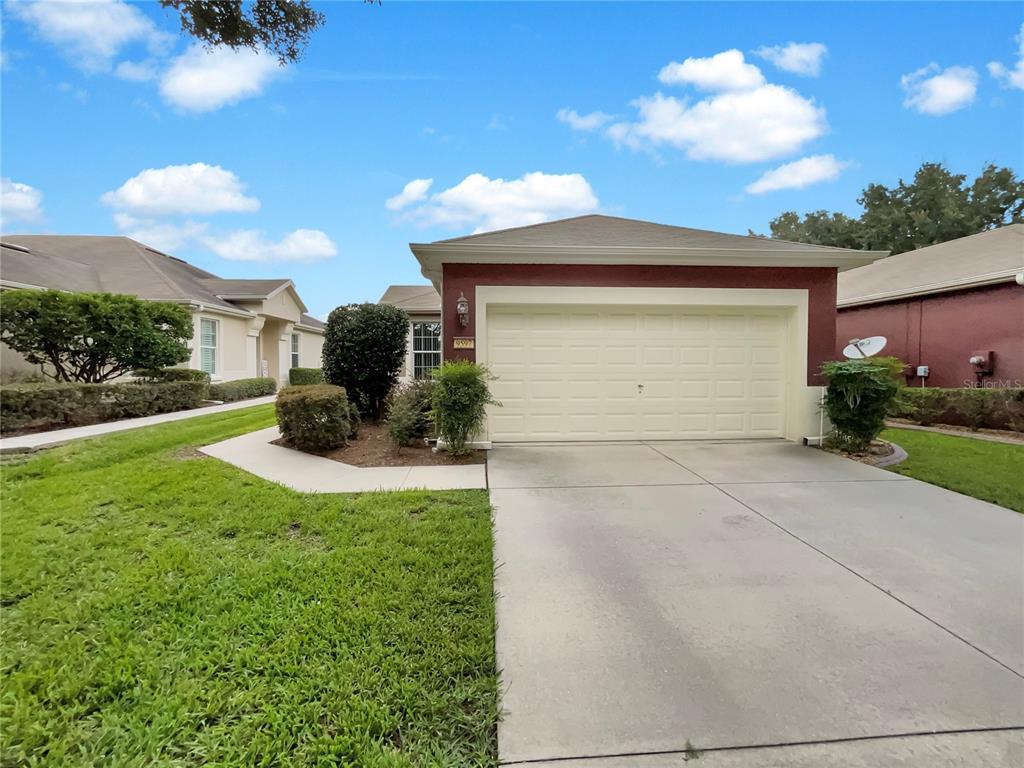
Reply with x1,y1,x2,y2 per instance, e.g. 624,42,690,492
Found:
1,405,498,767
882,427,1024,513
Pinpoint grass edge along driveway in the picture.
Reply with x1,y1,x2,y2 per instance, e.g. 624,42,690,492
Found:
1,404,498,767
882,427,1023,513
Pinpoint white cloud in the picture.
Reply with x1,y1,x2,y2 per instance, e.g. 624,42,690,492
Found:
160,44,280,112
101,163,261,216
114,59,158,82
202,229,338,263
901,64,978,115
754,42,828,77
386,178,433,211
113,214,208,253
658,49,765,92
556,108,613,131
404,172,599,233
608,85,826,163
744,154,848,195
1,178,44,226
988,23,1024,90
8,0,170,72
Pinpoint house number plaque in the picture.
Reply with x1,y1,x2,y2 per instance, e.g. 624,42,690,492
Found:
453,337,475,350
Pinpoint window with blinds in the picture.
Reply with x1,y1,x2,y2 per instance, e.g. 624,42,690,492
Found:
411,321,441,379
200,318,218,375
291,333,300,368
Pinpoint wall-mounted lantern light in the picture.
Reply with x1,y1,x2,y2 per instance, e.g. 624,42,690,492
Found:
456,291,470,327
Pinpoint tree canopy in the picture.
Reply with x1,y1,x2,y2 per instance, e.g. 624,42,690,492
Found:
160,0,326,63
765,162,1024,254
0,290,193,383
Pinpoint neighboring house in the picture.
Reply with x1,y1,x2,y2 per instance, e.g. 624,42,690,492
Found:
409,214,882,444
378,284,442,380
0,235,325,384
837,225,1024,388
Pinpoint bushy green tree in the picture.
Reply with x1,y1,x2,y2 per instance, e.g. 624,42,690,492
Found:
322,303,409,419
767,162,1023,254
0,290,192,383
160,0,326,63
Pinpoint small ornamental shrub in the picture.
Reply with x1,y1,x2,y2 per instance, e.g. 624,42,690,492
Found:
431,361,499,455
288,367,325,386
208,377,277,402
0,380,206,433
276,384,355,451
821,357,905,452
0,289,192,382
322,303,409,420
385,379,436,448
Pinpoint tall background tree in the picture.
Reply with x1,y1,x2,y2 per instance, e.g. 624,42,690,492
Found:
160,0,326,63
765,162,1024,254
0,290,193,383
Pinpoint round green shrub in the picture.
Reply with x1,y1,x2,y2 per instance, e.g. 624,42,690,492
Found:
821,357,904,452
385,379,435,448
276,384,355,452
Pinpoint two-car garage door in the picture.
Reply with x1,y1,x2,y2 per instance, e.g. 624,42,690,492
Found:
486,305,789,442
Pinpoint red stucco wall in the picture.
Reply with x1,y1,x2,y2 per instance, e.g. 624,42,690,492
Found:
836,283,1024,388
441,263,838,386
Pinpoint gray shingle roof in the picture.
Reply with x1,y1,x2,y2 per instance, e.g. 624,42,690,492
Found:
199,278,293,299
297,313,325,330
1,235,241,312
837,224,1024,307
378,284,441,313
435,214,861,252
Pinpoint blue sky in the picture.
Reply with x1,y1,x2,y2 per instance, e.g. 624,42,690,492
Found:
2,1,1022,319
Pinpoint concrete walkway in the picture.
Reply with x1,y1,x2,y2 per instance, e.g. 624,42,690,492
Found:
0,396,277,453
200,426,487,493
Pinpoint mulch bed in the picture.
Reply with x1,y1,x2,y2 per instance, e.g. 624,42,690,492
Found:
820,439,897,466
273,421,485,468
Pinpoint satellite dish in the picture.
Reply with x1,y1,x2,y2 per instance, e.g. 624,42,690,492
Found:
843,336,888,359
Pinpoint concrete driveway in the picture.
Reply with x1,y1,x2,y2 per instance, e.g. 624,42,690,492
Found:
489,441,1024,767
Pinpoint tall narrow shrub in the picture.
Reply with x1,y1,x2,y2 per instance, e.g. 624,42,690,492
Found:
431,361,499,455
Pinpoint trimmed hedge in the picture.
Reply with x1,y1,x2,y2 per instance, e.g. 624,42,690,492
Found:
890,387,1024,432
276,384,356,451
288,367,325,386
208,377,277,403
133,367,211,385
432,361,499,455
1,380,207,433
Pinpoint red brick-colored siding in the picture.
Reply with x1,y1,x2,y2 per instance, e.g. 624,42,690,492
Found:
441,263,838,386
836,283,1024,388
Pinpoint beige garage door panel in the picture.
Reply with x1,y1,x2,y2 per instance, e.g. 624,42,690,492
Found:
487,305,788,441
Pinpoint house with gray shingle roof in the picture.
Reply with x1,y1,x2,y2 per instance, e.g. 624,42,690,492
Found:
378,284,442,380
1,235,325,384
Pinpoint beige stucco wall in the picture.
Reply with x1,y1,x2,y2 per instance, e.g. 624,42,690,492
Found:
1,340,46,380
296,328,324,369
189,311,252,382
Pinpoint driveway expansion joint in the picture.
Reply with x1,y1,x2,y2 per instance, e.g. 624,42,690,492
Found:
497,726,1024,766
